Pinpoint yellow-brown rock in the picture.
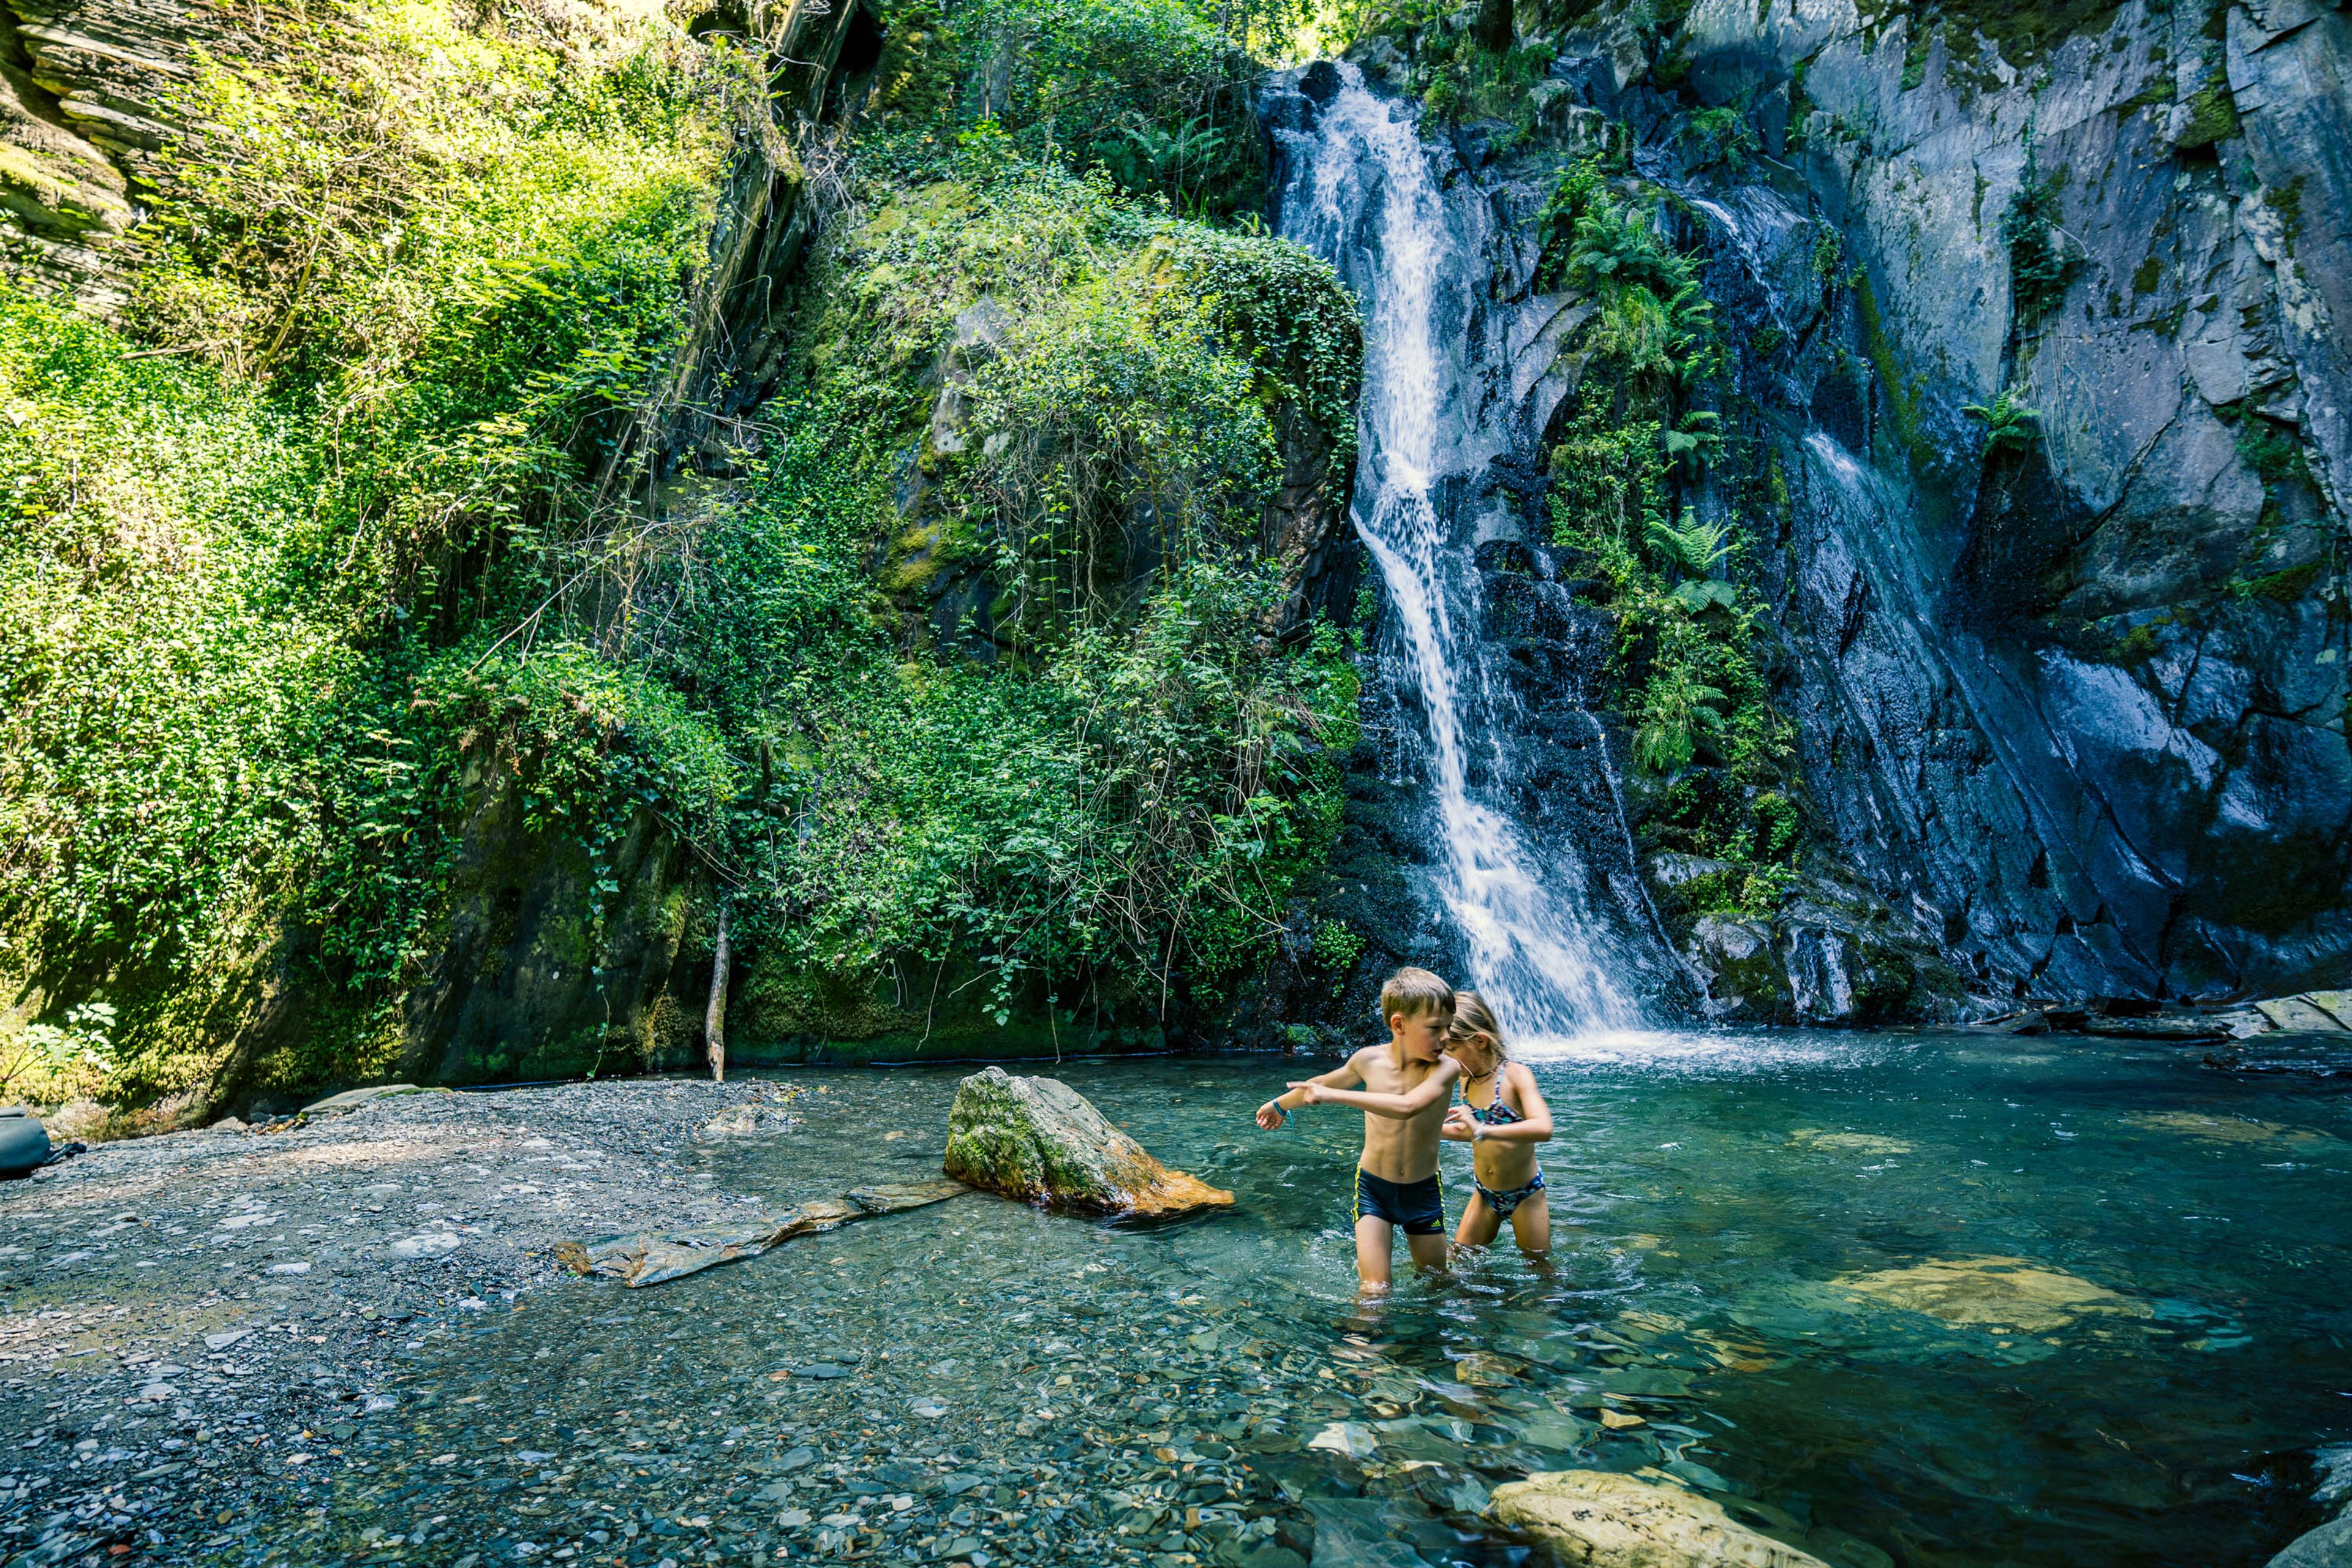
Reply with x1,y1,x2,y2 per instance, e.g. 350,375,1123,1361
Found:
1487,1471,1832,1568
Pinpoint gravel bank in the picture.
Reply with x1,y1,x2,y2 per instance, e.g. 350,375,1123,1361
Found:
0,1077,796,1566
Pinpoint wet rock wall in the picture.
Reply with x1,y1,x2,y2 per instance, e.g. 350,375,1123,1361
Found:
1335,0,2351,1012
1695,0,2352,1002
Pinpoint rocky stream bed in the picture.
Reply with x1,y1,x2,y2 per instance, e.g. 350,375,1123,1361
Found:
0,1080,804,1566
5,1038,2351,1568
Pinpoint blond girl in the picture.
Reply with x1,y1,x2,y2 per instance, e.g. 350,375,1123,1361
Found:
1440,993,1555,1253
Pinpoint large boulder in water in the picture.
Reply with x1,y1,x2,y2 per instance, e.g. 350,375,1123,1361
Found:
1486,1471,1832,1567
943,1066,1232,1218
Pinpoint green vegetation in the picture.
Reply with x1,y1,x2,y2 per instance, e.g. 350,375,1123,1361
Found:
2002,134,2076,327
704,160,1363,1006
4,0,741,1104
2232,412,2309,486
2239,562,2321,604
1684,107,1761,173
1964,387,2042,453
1341,0,1557,129
0,0,1362,1109
1809,223,1849,288
2174,76,2239,151
1856,0,2127,70
1532,159,1803,920
866,0,1310,216
1536,160,1718,383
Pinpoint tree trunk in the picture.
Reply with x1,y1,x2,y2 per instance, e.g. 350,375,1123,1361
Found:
705,902,731,1083
1476,0,1513,55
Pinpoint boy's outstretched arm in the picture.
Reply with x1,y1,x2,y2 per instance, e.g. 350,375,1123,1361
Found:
1290,1057,1461,1120
1256,1060,1364,1129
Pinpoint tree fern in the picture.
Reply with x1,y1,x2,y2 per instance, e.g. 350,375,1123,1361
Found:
1644,507,1730,579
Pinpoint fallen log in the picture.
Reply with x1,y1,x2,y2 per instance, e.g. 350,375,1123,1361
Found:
557,1179,968,1287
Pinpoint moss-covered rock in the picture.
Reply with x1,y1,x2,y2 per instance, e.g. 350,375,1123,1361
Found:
942,1065,1231,1217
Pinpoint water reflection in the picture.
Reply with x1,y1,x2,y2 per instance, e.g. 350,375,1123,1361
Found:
263,1035,2350,1567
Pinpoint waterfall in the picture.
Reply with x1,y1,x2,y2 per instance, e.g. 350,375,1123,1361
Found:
1270,64,1673,1044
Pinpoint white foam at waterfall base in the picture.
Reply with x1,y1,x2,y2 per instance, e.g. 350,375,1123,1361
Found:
1511,1025,1898,1072
1276,63,1657,1041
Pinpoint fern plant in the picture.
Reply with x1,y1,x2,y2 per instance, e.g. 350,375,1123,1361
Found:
1593,285,1672,372
1645,507,1730,578
1569,202,1675,295
1664,281,1718,384
1117,113,1228,216
1634,664,1729,774
1963,387,2041,453
1661,409,1722,472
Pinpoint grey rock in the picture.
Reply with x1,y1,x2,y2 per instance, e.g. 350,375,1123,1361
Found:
1682,883,1961,1027
1488,1470,1833,1567
1629,0,2352,1005
1343,33,1406,86
2078,1014,2231,1041
2313,1441,2352,1512
1648,853,1734,888
2258,994,2351,1032
924,295,1012,459
2269,1516,2352,1568
299,1084,421,1115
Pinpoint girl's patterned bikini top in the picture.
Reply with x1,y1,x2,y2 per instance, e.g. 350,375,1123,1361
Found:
1463,1070,1525,1126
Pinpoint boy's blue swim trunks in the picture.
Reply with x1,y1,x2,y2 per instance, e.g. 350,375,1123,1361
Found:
1353,1167,1444,1235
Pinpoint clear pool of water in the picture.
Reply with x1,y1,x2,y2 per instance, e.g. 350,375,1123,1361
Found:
285,1031,2352,1567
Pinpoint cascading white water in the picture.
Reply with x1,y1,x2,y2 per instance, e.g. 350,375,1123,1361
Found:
1272,66,1651,1042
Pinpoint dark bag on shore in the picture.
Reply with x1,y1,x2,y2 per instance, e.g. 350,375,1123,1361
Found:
0,1107,51,1177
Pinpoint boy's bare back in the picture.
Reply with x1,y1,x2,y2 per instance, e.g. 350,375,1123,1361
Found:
1347,1044,1450,1183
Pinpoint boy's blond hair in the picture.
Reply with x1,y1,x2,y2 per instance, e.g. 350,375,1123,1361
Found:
1379,966,1455,1023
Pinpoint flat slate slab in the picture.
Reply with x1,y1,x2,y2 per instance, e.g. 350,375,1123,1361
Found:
557,1180,970,1287
2256,997,2348,1033
300,1084,430,1115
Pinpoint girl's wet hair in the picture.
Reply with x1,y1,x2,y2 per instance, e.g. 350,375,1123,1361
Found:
1446,992,1506,1064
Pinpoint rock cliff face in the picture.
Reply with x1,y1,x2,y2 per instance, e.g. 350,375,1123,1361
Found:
1314,0,2350,1016
0,0,202,310
0,0,864,315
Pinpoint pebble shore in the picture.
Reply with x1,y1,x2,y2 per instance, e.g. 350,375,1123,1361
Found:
0,1077,1324,1568
0,1078,791,1566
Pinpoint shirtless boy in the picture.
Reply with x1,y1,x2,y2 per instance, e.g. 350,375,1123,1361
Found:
1254,967,1463,1289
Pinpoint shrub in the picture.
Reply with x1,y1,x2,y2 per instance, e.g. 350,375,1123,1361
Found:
878,0,1275,215
2002,135,2076,326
